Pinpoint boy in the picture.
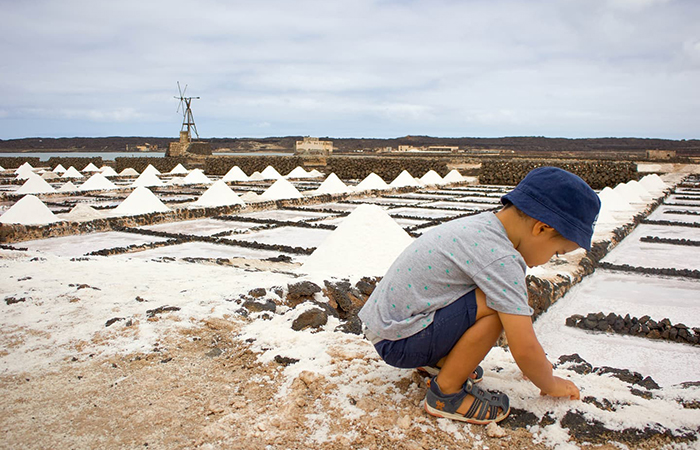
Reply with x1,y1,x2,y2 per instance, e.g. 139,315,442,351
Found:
358,167,601,424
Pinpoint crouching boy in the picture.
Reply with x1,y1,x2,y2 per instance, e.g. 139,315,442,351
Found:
358,167,601,424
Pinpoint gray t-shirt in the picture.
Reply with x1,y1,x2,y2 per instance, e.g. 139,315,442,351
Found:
359,211,531,341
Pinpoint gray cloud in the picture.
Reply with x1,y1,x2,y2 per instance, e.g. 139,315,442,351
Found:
1,0,698,139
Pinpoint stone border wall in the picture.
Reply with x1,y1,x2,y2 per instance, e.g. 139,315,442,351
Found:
0,157,42,169
115,157,190,173
479,159,637,189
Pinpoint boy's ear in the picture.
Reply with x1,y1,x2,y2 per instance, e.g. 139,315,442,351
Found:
531,220,555,236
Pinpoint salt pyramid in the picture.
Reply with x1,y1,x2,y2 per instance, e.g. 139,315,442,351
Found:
260,178,302,200
308,169,324,178
639,174,667,194
169,163,189,175
286,167,309,178
167,177,186,186
16,173,56,194
53,164,67,174
625,180,653,201
119,168,139,176
301,204,413,277
41,171,60,180
248,171,266,181
63,203,105,222
389,170,421,188
58,181,79,192
614,183,644,204
314,173,348,195
82,162,100,172
222,166,248,182
355,173,390,192
100,166,119,177
131,171,164,187
113,187,169,216
443,169,464,183
419,170,444,186
260,165,283,180
192,180,245,207
0,165,5,171
598,187,634,212
182,169,212,185
0,195,60,225
79,173,117,191
142,164,161,176
15,163,36,180
62,166,84,179
240,191,262,202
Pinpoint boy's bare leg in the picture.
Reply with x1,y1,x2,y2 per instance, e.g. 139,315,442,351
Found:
434,288,504,416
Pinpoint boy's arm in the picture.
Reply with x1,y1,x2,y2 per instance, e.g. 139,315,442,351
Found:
498,312,580,400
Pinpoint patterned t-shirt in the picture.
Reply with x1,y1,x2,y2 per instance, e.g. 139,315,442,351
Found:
358,211,531,341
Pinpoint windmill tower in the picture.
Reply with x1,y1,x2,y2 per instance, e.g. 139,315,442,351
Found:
167,82,212,157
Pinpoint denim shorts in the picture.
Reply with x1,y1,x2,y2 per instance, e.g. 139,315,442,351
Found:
374,289,478,368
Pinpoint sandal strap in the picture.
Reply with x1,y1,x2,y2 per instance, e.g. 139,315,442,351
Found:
462,379,509,421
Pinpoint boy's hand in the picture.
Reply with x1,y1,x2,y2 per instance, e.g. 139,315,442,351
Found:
539,377,580,400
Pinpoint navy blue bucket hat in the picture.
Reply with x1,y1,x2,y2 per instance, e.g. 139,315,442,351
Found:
501,166,601,250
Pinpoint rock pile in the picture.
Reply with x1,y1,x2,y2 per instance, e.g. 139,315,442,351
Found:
566,312,700,345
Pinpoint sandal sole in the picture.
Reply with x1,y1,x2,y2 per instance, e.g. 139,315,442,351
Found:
423,398,510,425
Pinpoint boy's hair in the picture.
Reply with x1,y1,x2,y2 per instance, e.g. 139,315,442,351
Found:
500,167,600,250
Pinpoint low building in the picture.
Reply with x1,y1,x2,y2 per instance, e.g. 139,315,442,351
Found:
295,137,333,155
167,131,212,157
646,149,676,160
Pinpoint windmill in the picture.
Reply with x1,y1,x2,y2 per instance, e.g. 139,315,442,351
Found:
174,82,200,141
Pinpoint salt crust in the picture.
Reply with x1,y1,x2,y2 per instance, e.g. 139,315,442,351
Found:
182,168,212,185
61,166,84,179
0,195,60,224
260,177,302,200
168,163,189,175
82,162,100,172
313,173,348,195
222,166,248,182
79,173,117,191
300,203,413,277
112,186,169,216
389,170,421,188
191,180,245,207
16,172,56,194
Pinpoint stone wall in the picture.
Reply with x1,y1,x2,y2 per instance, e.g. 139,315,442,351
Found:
46,157,103,170
0,157,42,169
479,159,637,189
115,157,190,173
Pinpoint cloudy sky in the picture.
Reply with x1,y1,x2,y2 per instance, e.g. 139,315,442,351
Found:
1,0,698,140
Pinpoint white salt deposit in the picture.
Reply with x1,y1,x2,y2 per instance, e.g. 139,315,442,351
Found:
41,171,60,180
285,166,309,178
62,203,105,222
313,173,348,195
169,163,189,175
112,187,169,216
442,169,464,183
419,170,444,186
119,168,139,176
308,169,324,178
167,177,186,186
625,180,653,201
260,165,283,180
58,181,79,192
0,165,5,171
301,203,413,277
131,171,164,187
142,164,161,176
248,171,265,181
354,173,389,191
389,170,421,188
62,166,84,179
52,164,66,174
182,169,212,185
14,164,36,180
15,173,56,194
598,187,635,212
82,163,100,172
240,191,262,202
613,182,644,204
639,174,667,194
222,166,248,182
79,173,117,191
0,195,60,225
100,166,118,177
260,178,302,200
191,180,245,207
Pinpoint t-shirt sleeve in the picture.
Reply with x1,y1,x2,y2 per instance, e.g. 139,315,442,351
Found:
472,255,532,315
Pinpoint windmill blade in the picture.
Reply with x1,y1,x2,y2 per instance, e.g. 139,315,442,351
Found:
182,84,188,97
177,81,183,98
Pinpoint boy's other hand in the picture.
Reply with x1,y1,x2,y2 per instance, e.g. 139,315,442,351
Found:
540,377,580,400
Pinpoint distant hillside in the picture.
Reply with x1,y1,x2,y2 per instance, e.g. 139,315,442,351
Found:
1,135,698,156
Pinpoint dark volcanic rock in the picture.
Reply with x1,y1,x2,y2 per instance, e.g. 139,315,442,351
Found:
324,280,365,318
248,288,266,298
292,308,328,331
335,316,363,335
274,355,299,366
286,281,322,307
242,299,276,314
146,305,181,318
501,408,539,429
556,354,593,375
4,296,27,305
105,317,124,327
